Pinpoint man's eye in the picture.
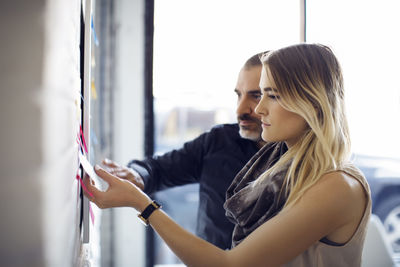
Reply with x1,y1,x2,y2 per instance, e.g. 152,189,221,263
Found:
253,94,261,100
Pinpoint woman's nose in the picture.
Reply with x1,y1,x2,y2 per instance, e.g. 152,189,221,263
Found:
255,98,267,116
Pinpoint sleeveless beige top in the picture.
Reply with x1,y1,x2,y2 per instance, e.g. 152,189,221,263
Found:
284,163,372,267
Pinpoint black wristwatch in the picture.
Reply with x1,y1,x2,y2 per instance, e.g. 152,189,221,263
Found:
138,200,162,226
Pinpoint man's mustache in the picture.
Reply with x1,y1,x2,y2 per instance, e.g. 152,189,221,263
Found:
237,114,261,123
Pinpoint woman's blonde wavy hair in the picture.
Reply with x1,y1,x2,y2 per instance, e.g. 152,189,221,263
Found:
255,43,351,208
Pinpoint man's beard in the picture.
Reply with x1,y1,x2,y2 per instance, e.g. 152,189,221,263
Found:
237,114,262,142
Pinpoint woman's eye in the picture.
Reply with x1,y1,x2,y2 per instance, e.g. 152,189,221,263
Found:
268,94,278,100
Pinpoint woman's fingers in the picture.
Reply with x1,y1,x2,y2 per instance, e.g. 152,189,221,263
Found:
83,166,140,209
83,166,150,210
94,165,117,185
82,175,99,200
83,173,113,209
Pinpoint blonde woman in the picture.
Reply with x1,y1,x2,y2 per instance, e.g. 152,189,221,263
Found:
84,43,371,266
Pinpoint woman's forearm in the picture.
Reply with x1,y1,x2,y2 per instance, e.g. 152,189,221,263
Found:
83,166,233,266
148,209,230,267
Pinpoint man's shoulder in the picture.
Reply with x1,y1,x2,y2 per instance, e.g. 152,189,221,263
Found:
205,123,258,150
208,123,240,135
195,123,241,148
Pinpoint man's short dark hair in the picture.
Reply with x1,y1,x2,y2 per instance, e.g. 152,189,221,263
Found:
243,51,269,69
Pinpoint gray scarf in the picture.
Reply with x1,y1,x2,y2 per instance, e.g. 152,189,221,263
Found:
224,142,288,248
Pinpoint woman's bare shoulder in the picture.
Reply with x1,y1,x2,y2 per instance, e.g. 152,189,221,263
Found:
304,170,367,226
318,170,366,198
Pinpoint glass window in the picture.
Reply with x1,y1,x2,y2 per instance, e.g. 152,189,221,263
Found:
307,0,400,259
153,0,301,265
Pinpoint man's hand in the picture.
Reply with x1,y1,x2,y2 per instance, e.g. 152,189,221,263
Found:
102,158,145,191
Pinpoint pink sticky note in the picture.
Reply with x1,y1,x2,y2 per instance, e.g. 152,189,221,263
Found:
80,125,88,154
89,203,95,225
76,174,94,198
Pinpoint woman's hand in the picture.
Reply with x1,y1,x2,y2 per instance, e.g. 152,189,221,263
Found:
83,165,152,212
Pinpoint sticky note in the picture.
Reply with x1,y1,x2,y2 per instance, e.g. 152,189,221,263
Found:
79,152,100,185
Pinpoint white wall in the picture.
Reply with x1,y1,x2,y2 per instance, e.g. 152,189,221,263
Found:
0,0,86,266
112,0,146,266
0,0,147,266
